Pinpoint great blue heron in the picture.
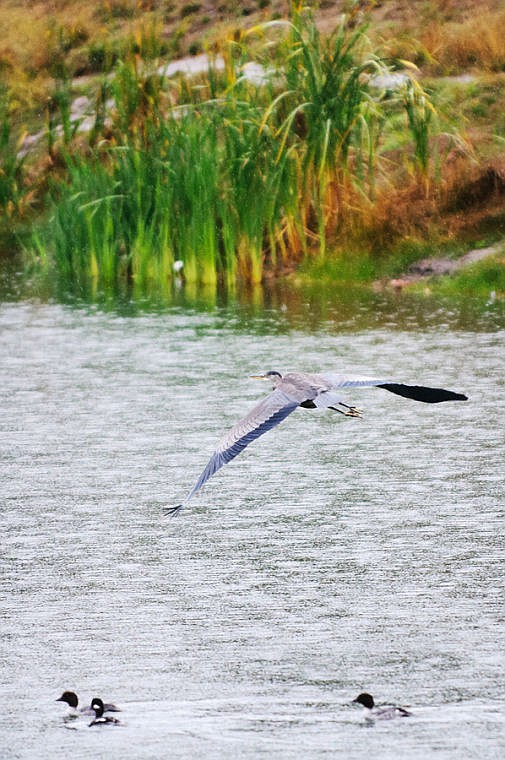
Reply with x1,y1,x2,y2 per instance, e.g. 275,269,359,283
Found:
166,370,467,516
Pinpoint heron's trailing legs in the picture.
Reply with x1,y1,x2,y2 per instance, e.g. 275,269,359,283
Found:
329,403,363,418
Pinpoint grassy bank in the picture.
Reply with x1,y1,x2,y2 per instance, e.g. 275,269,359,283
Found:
2,1,505,297
21,10,440,288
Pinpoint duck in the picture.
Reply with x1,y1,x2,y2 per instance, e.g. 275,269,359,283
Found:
88,698,121,727
56,690,121,716
352,692,411,719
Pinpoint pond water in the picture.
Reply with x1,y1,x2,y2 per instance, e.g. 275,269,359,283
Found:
1,278,505,759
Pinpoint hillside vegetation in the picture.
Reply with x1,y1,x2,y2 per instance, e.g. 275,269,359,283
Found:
1,1,505,296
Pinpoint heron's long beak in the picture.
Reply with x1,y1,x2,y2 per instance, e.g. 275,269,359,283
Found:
250,374,268,380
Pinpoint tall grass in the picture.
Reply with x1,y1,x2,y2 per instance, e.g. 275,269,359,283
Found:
30,12,438,289
402,78,436,182
0,93,26,219
270,12,388,256
427,9,505,74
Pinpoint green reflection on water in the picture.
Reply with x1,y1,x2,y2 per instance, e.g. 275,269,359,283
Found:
1,254,504,332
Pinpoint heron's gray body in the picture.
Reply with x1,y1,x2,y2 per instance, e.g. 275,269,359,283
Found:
166,370,467,516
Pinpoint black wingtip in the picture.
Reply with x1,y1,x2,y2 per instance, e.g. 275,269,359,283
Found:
378,383,468,403
163,504,184,518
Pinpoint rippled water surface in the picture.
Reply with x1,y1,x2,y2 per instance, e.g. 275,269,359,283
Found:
1,293,504,759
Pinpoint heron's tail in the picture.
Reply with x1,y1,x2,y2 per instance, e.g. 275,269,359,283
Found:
163,503,184,517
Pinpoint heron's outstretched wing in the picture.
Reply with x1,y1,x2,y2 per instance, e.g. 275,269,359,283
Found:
320,373,468,403
376,383,467,402
165,389,300,516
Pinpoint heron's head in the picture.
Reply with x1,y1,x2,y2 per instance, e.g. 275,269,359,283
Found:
250,370,283,387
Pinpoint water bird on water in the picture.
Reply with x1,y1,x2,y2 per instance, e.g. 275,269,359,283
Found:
56,690,121,716
166,369,468,516
88,698,122,727
353,692,412,719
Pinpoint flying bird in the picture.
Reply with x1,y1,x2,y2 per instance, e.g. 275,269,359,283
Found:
166,370,467,516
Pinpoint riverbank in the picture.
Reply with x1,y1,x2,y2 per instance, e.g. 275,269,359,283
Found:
1,1,505,298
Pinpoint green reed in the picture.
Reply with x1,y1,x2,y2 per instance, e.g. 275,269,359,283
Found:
30,13,438,289
0,93,26,218
272,11,387,256
401,78,436,181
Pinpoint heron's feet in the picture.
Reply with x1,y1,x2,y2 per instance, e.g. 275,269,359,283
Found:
329,405,363,418
344,406,362,418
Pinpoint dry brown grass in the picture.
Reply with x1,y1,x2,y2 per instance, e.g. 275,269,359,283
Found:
0,0,292,119
443,155,505,213
0,2,103,116
0,2,97,70
364,1,505,72
2,1,505,110
439,9,505,71
345,147,505,257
